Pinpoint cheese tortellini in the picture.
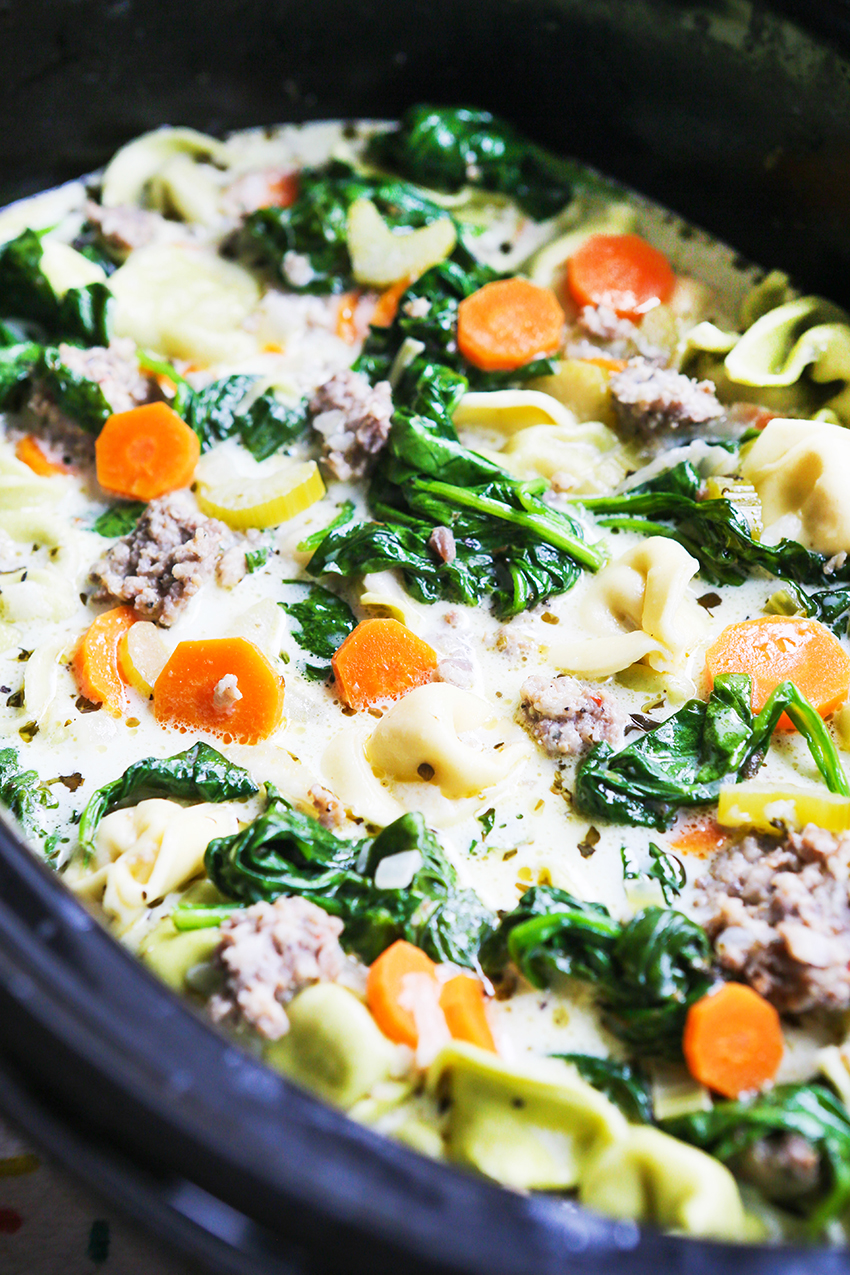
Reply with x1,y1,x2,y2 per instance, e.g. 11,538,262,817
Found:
550,537,707,676
740,418,850,555
366,684,523,801
69,799,238,934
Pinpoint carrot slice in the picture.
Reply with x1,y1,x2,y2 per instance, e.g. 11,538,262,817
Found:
72,606,137,717
153,637,285,745
683,982,783,1098
331,618,437,711
456,278,565,372
266,171,299,208
439,975,496,1052
335,291,360,345
95,402,200,501
15,435,66,476
366,939,437,1047
705,616,850,731
566,233,676,322
580,355,628,373
371,276,411,328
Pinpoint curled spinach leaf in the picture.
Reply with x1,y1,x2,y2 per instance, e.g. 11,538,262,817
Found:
35,346,114,434
78,743,259,857
554,1053,653,1123
0,342,41,410
479,885,712,1058
279,581,356,682
575,673,849,831
0,229,110,345
366,106,577,221
664,1084,850,1232
205,791,492,967
92,502,146,537
0,747,58,837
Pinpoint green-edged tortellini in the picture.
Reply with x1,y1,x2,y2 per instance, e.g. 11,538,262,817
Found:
100,126,229,210
347,198,457,287
427,1043,627,1190
109,242,260,363
740,418,850,555
580,1126,747,1241
549,537,707,676
366,684,524,800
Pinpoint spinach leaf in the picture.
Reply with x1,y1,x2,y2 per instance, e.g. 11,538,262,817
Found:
237,391,309,460
479,885,712,1058
92,502,146,537
35,346,113,433
241,161,448,295
621,842,685,904
578,460,850,589
205,792,492,967
366,106,577,221
182,374,257,450
769,578,850,638
0,230,110,345
245,546,268,573
575,674,849,831
355,257,555,394
279,581,356,682
77,743,259,857
0,747,58,836
554,1053,653,1123
664,1084,850,1231
0,342,41,410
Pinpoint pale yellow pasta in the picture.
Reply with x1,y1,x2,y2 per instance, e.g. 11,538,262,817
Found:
38,239,108,296
549,537,707,676
347,198,456,287
498,420,632,494
452,388,578,435
321,720,406,827
740,418,850,554
100,126,228,208
365,684,523,800
0,567,77,624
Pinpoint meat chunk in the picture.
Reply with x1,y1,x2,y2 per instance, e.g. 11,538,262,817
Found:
309,369,393,481
84,199,165,255
309,784,345,830
518,674,627,757
732,1133,822,1203
208,896,346,1040
610,357,723,439
698,825,850,1013
89,493,229,626
429,525,456,564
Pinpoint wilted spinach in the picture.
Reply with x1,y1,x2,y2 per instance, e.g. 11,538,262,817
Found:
0,747,58,837
621,842,685,904
0,229,110,345
554,1053,653,1123
77,743,259,857
35,346,114,433
279,580,356,681
664,1083,850,1231
479,885,713,1058
768,578,850,639
92,502,147,537
0,342,41,410
366,105,579,221
578,460,850,589
575,673,849,831
205,791,492,967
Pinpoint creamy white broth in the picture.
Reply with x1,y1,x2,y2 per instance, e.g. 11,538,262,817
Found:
3,115,850,1243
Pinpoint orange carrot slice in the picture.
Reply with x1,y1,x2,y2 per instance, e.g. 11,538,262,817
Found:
95,402,200,501
72,606,137,717
683,982,783,1098
456,278,565,372
705,616,850,731
335,291,360,345
366,939,437,1048
371,276,411,328
331,618,437,711
153,637,284,744
15,435,66,476
581,356,628,373
439,975,496,1052
566,233,676,322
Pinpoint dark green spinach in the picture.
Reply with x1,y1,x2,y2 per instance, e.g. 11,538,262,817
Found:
92,502,147,537
0,342,41,410
0,229,110,345
0,747,58,836
279,581,356,682
35,346,114,433
77,743,259,857
205,792,492,967
664,1084,850,1231
479,885,713,1057
621,842,686,904
575,674,849,831
554,1053,653,1123
366,106,578,221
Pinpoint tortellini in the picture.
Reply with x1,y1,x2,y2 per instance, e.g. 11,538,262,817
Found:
740,418,850,555
549,537,707,676
100,126,229,210
70,798,238,934
427,1043,747,1241
347,198,456,287
365,684,523,801
109,243,260,364
38,239,108,296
